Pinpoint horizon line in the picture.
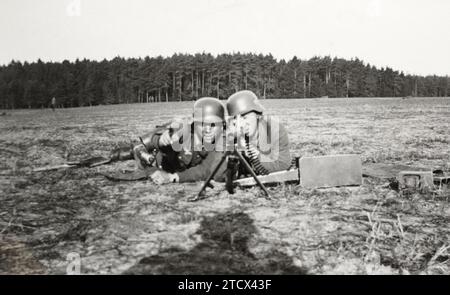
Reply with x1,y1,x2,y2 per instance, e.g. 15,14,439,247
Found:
1,51,449,78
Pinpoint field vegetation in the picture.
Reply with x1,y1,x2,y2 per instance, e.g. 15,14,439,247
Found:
0,97,449,274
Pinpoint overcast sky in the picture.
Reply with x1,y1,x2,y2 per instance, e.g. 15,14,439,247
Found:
1,0,449,76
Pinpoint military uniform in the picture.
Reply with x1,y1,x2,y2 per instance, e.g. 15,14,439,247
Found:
136,121,227,183
247,115,291,173
227,90,292,177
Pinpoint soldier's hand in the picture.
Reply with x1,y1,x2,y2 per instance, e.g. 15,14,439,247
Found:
133,145,154,167
158,130,172,147
140,152,154,166
158,129,180,147
150,170,179,185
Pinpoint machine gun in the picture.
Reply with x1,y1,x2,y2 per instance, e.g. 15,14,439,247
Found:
33,122,174,173
189,142,272,202
33,146,134,172
33,156,113,172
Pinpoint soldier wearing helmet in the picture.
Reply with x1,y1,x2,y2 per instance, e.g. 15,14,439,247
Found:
226,90,291,175
132,97,227,184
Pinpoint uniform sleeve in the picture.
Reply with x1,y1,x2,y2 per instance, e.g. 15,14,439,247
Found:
177,152,227,183
257,118,292,173
138,129,164,151
137,120,186,152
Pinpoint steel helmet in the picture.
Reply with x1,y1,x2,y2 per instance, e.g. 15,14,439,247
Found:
193,97,225,124
226,90,264,117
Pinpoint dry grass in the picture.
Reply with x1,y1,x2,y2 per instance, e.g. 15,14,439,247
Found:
0,97,449,274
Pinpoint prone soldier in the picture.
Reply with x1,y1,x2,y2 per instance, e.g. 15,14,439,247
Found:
127,97,228,184
226,90,291,176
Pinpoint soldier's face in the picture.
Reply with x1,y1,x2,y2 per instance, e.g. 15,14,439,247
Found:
196,122,222,144
235,112,258,138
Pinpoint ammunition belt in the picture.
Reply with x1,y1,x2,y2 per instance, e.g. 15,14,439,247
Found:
245,134,269,175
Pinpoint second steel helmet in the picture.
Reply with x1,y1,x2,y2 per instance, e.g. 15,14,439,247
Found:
226,90,264,117
193,97,225,123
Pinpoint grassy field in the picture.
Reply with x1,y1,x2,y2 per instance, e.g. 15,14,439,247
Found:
1,97,449,274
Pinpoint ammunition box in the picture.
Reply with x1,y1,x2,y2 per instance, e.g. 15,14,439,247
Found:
397,171,434,192
433,175,450,193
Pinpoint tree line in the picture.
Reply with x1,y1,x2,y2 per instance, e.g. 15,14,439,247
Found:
0,53,449,109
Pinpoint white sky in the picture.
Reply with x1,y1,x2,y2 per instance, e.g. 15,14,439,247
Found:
0,0,449,76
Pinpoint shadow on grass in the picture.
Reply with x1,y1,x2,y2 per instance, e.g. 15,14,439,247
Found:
124,211,307,275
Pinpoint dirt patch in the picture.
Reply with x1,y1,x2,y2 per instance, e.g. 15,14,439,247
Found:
124,211,307,274
1,98,449,274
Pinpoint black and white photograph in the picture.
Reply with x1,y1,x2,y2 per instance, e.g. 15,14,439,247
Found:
0,0,449,279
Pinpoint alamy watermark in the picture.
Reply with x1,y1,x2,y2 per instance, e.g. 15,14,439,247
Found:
66,0,81,17
66,252,81,275
169,114,280,161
